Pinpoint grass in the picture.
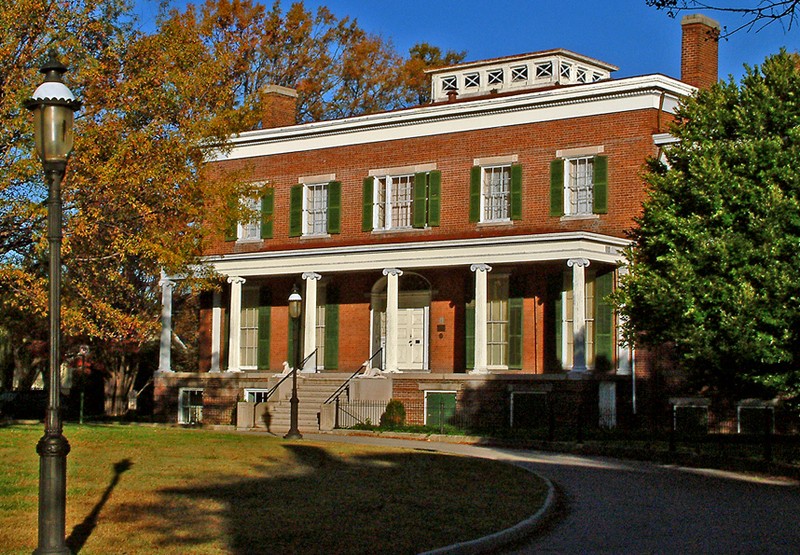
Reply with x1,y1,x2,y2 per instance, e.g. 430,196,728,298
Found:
0,423,548,554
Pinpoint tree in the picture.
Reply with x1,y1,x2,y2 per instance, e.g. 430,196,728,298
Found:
616,50,800,400
647,0,800,36
402,43,467,105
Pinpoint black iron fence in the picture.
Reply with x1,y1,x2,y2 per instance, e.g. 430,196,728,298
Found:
334,397,800,466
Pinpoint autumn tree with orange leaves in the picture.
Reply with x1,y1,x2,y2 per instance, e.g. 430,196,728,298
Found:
0,0,462,415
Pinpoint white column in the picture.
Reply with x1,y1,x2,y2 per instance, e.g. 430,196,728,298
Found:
383,268,403,373
158,274,176,373
302,272,322,372
568,258,590,373
210,291,222,373
470,263,492,374
226,276,246,373
616,267,632,376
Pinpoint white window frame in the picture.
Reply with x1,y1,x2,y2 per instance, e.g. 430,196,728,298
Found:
237,196,260,242
481,165,512,223
302,181,328,236
511,65,528,82
563,156,595,216
464,72,480,88
178,388,203,424
487,68,504,86
559,62,572,81
244,388,270,403
534,61,553,81
374,174,414,231
441,75,457,91
240,287,259,370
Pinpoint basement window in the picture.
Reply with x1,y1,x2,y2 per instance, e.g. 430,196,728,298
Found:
179,388,203,424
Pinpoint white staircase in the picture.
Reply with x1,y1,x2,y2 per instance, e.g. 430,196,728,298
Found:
261,373,351,434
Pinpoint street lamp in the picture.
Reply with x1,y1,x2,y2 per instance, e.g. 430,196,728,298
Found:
285,285,303,439
25,50,81,555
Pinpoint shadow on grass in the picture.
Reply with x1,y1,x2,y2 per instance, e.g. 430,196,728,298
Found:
116,444,542,555
66,458,133,553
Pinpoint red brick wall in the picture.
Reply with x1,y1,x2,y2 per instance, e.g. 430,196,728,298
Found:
206,109,661,256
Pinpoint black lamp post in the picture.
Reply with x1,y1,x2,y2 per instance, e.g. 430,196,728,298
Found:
25,50,81,555
284,285,303,439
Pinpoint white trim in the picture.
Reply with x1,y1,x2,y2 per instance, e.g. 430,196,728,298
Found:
473,154,518,166
298,173,336,184
556,145,604,158
208,232,629,278
207,76,694,162
369,163,436,176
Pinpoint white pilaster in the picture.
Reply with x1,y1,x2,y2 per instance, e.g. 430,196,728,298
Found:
210,291,222,373
568,258,590,373
302,272,322,371
226,276,246,372
158,273,176,373
470,263,492,374
383,268,403,373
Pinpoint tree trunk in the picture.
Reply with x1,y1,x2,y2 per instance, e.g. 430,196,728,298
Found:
103,352,139,417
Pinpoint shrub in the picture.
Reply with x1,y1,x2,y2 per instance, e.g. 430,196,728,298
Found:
380,399,406,429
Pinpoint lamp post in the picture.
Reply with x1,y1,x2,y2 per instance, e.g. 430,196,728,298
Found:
25,50,81,555
285,285,303,439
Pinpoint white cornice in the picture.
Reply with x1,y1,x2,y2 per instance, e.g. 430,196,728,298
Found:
207,232,630,277
207,75,694,162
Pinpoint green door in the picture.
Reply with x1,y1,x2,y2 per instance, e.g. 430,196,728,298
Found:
425,392,456,428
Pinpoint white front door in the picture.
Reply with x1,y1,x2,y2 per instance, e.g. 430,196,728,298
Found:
397,307,426,370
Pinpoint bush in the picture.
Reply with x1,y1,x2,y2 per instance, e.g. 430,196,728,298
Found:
379,399,406,429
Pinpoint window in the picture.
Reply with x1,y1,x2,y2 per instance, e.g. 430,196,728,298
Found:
362,170,441,231
238,197,260,241
464,72,480,88
511,65,528,82
487,275,509,367
535,61,553,80
179,388,203,424
469,163,522,223
560,62,572,80
245,389,269,403
304,182,328,235
376,174,413,230
441,75,457,91
240,287,259,369
487,68,503,86
549,154,607,217
576,67,589,83
290,180,340,237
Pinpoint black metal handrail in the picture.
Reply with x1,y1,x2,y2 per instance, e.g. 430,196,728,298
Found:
323,348,383,405
264,349,317,401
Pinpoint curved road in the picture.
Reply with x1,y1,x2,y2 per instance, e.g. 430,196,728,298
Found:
307,434,800,554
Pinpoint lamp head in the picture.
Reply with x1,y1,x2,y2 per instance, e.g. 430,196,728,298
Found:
288,285,302,319
25,50,81,171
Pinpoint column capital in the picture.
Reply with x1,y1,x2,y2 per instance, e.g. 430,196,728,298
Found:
567,258,591,269
159,277,176,290
382,268,403,277
226,275,246,286
470,263,492,273
302,271,322,281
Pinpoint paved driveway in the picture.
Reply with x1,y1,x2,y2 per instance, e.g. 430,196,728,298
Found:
307,434,800,554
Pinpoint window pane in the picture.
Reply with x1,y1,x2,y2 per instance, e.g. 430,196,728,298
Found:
240,288,259,368
483,166,511,221
375,174,412,230
568,157,594,215
305,183,328,235
239,197,260,240
488,69,503,85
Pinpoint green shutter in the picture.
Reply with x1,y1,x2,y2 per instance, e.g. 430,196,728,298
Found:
224,196,238,241
469,166,481,223
550,159,564,217
257,302,271,371
510,164,522,220
327,181,341,234
594,272,614,369
428,170,441,227
508,297,523,369
413,172,428,228
324,304,339,370
554,291,563,367
465,301,475,370
593,155,608,214
260,189,274,239
362,177,374,231
289,184,303,237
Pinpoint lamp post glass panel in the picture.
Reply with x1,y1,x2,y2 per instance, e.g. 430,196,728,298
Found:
25,50,81,555
285,286,303,439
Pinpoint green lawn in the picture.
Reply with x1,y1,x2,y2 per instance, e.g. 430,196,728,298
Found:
0,424,547,554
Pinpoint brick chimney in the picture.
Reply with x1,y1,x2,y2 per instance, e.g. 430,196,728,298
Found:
681,14,720,90
260,85,298,128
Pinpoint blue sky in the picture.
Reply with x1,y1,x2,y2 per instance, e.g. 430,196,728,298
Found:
132,0,797,82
